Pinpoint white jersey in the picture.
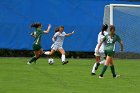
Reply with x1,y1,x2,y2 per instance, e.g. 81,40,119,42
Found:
54,32,66,46
95,31,108,52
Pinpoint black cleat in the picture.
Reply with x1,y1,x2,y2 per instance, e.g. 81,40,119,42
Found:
91,73,96,75
95,63,100,70
113,75,120,78
62,61,69,65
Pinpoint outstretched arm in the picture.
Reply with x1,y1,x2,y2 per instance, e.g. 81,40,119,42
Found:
44,24,51,34
65,31,74,37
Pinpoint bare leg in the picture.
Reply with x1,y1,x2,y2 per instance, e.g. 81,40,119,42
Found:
109,58,117,77
96,56,100,63
34,49,44,63
91,56,100,74
44,49,55,55
58,48,68,65
95,56,101,70
39,49,44,55
99,57,106,64
28,50,40,64
99,56,111,77
58,48,65,62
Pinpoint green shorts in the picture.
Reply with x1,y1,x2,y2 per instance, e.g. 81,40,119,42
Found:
33,44,42,51
105,50,115,57
104,45,115,57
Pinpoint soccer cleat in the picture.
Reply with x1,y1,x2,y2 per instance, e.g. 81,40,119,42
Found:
99,75,104,78
91,73,96,75
62,61,69,65
113,75,120,78
95,63,100,70
27,62,31,65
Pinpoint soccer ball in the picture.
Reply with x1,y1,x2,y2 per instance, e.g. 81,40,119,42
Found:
48,58,54,65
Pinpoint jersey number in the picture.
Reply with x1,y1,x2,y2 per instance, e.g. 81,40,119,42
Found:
107,38,113,43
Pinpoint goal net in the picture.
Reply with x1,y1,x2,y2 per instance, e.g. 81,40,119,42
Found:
103,4,140,58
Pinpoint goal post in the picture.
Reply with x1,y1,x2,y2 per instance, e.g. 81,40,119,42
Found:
103,4,140,58
109,4,140,25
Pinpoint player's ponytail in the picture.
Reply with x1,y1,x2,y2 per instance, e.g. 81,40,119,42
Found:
55,28,59,33
31,23,42,28
101,24,108,36
55,26,64,33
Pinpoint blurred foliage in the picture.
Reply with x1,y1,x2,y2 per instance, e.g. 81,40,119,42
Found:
0,49,94,58
0,49,140,59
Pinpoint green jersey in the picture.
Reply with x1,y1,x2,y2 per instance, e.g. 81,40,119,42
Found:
103,34,121,56
33,28,44,45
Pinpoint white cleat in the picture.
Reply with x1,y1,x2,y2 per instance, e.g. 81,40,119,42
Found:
27,62,31,65
114,75,120,78
99,76,104,79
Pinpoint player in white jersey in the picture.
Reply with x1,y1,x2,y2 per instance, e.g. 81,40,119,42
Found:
91,24,108,75
44,26,74,65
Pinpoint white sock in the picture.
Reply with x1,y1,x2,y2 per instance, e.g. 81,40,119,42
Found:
44,51,50,55
61,55,65,62
99,60,105,64
92,63,97,73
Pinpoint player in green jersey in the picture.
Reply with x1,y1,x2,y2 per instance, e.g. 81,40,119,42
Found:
97,25,124,78
27,23,51,64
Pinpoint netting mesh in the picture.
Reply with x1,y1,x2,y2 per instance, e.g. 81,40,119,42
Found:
103,5,110,29
103,5,140,58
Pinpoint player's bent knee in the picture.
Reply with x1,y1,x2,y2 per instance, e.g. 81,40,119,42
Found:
35,55,39,58
49,52,54,55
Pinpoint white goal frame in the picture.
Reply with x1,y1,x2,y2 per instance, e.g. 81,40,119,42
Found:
109,4,140,25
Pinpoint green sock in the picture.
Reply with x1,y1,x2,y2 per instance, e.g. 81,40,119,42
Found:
110,65,116,77
100,65,108,77
29,57,37,63
34,55,41,62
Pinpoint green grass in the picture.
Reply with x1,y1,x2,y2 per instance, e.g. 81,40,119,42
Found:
0,58,140,93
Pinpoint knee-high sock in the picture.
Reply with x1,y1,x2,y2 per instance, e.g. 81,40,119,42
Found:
92,63,97,73
35,55,41,61
92,60,105,73
110,65,116,77
29,56,37,63
44,51,50,55
99,60,105,64
100,65,108,76
61,55,65,62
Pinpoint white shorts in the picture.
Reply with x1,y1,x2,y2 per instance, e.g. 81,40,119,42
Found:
94,51,106,57
94,45,106,57
51,44,63,51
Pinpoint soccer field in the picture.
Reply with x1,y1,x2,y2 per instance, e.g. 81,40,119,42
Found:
0,58,140,93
